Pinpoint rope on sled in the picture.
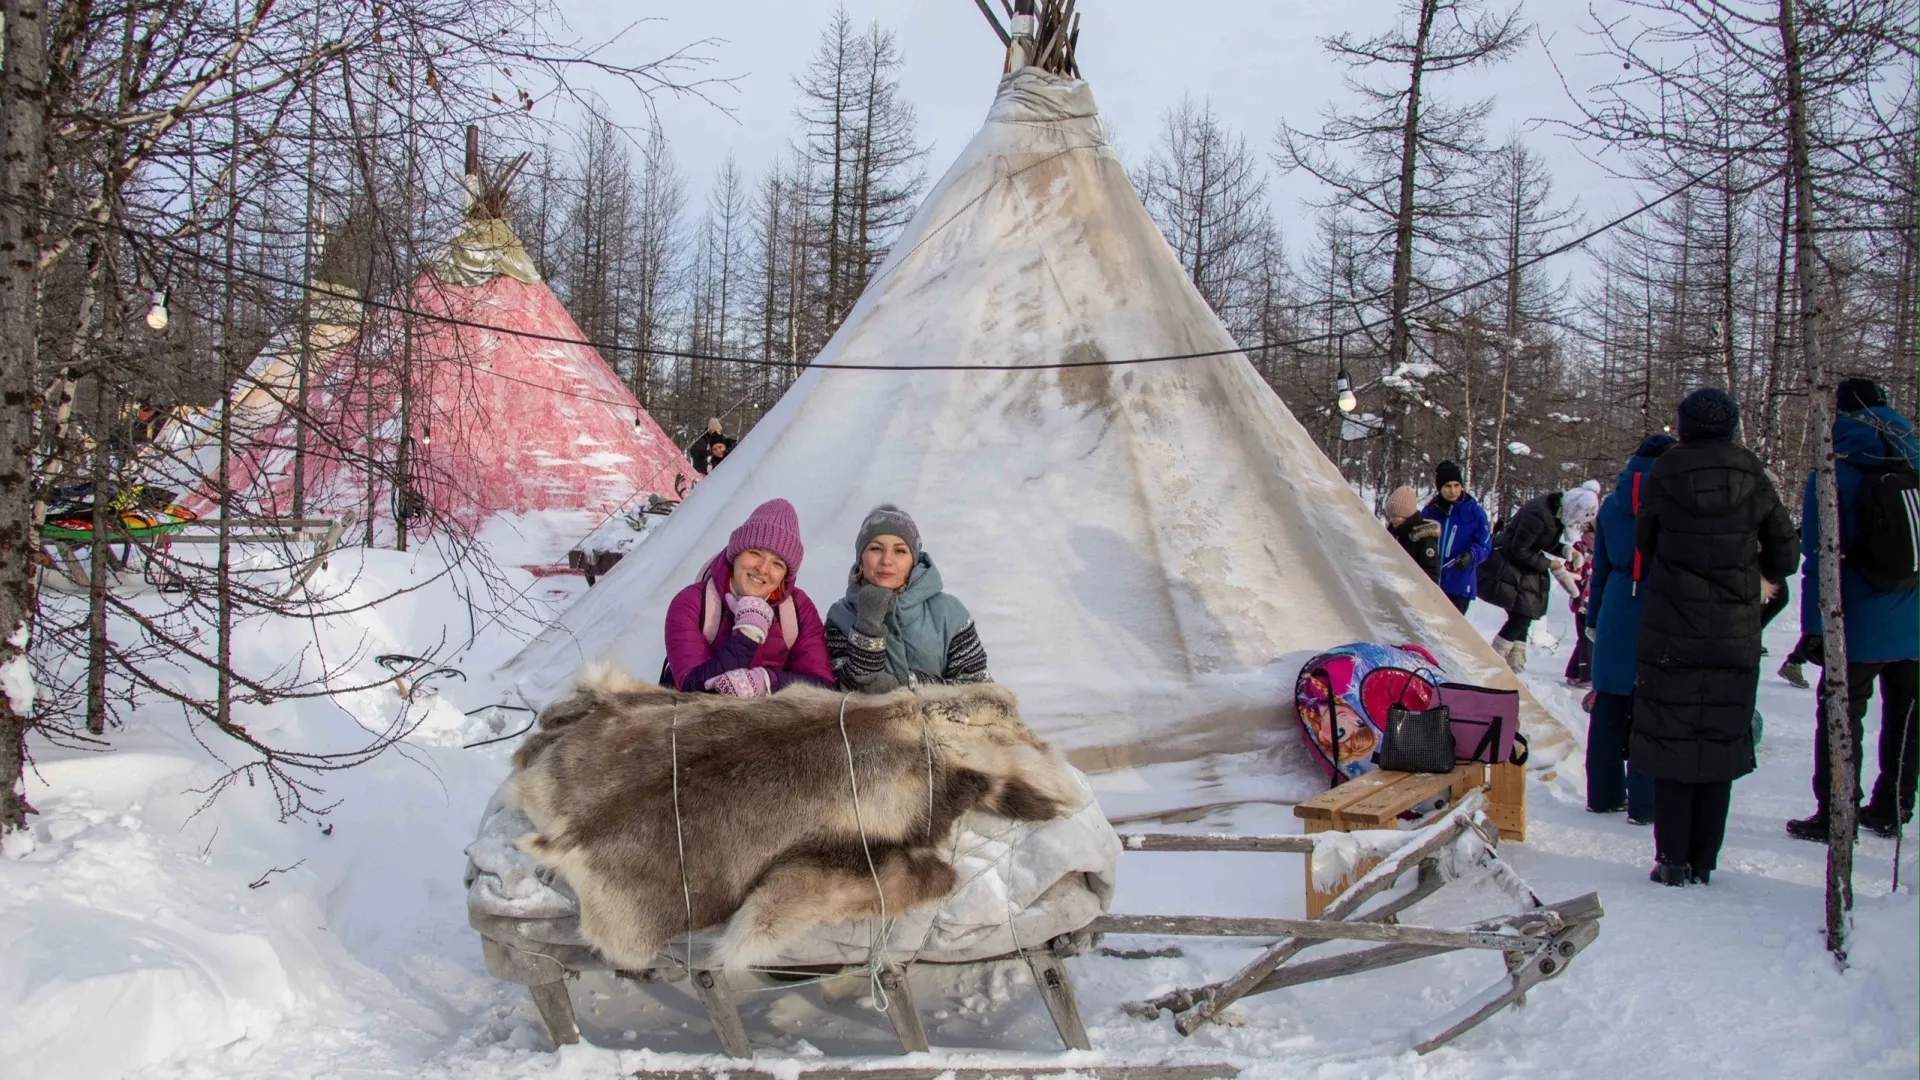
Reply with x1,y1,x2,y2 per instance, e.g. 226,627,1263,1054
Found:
838,691,896,1012
670,700,697,975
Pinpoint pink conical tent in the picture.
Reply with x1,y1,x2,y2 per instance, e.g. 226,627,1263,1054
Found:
209,215,692,566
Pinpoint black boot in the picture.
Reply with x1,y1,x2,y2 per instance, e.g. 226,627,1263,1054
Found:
1786,812,1834,843
1649,861,1691,887
1859,804,1905,840
1690,866,1712,886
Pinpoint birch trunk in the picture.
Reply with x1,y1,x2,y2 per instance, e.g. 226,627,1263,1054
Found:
0,0,47,834
1779,0,1854,964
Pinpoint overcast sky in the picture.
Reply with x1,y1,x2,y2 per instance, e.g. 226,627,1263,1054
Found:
546,0,1647,282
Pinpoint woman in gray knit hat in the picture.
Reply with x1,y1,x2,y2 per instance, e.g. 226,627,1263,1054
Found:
824,505,991,692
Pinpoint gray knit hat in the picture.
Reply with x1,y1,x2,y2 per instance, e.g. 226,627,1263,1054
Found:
856,504,920,561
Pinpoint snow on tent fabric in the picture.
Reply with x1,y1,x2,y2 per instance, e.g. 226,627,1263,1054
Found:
499,68,1573,812
162,205,693,568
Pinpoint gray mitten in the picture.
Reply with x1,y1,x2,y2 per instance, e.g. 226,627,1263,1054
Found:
854,583,895,638
864,670,903,694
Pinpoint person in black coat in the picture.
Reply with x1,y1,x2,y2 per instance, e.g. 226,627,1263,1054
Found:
1632,387,1799,886
1384,485,1442,583
688,418,737,475
1476,486,1599,673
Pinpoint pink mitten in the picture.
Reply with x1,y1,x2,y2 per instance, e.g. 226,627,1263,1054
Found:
704,667,773,697
730,594,776,644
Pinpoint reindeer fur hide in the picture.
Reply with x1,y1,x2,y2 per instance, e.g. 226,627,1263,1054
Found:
505,666,1080,972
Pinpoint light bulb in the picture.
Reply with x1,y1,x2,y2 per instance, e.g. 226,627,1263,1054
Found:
1338,388,1359,413
144,289,169,331
1335,366,1357,413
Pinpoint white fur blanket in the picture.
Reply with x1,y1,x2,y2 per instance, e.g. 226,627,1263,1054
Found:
464,764,1119,967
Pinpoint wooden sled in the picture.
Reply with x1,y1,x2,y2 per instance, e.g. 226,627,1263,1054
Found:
473,914,1129,1063
1113,790,1603,1055
469,794,1595,1068
40,514,351,597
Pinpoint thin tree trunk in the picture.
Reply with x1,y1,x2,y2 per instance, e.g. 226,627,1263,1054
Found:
85,372,109,735
1386,0,1438,375
1780,0,1854,964
1763,172,1792,469
0,0,49,833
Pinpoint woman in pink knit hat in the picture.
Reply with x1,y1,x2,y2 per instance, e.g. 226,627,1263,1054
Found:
662,498,834,695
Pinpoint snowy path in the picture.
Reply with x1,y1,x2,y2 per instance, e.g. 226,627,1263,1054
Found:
2,564,1914,1079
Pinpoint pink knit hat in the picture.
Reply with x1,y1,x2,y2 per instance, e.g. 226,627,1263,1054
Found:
1385,485,1420,523
725,498,805,577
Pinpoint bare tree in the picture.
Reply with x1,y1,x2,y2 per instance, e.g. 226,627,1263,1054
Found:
1275,0,1530,379
1140,96,1273,340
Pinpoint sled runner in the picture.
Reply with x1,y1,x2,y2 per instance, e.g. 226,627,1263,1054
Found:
1117,790,1603,1055
39,513,351,596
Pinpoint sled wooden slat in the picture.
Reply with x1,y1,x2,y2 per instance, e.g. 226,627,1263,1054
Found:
1171,793,1488,1036
628,1067,1240,1080
878,966,929,1053
694,970,753,1058
1088,913,1545,951
1025,949,1092,1051
1117,832,1314,854
529,980,581,1045
1248,941,1451,993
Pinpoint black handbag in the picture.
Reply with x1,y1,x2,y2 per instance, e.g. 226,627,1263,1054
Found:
1378,703,1456,774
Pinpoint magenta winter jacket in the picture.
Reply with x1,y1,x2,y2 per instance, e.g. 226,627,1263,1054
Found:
663,553,834,692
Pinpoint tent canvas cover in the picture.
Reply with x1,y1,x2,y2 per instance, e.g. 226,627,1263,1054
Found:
167,214,693,566
501,69,1570,813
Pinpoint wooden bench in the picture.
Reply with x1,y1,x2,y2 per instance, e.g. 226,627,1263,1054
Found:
1295,761,1526,916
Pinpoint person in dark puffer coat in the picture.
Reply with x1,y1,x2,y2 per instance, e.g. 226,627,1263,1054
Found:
1476,486,1599,673
1633,387,1799,886
1586,433,1675,823
1385,485,1442,583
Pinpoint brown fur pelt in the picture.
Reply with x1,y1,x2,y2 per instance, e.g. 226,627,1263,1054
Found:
505,665,1080,973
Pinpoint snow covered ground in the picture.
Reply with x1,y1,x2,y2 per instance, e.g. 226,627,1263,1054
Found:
2,549,1914,1079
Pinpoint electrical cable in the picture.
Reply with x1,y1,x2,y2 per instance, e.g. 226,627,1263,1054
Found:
0,147,1756,400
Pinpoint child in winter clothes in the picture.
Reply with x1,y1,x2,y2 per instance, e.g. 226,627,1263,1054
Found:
1385,485,1443,583
1421,461,1493,613
662,498,834,695
1563,526,1596,687
824,505,991,692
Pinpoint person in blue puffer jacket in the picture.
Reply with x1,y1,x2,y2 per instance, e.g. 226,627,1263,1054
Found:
1787,379,1919,843
1422,460,1493,614
1585,433,1675,824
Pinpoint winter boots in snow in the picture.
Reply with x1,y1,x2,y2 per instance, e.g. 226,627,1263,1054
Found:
1786,812,1841,843
1858,804,1908,839
1791,807,1905,841
1490,637,1529,674
1777,659,1810,689
1649,861,1692,887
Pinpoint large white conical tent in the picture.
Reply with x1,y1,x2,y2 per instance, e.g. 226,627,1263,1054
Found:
502,69,1570,810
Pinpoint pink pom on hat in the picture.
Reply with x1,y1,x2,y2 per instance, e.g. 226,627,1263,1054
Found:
725,498,805,577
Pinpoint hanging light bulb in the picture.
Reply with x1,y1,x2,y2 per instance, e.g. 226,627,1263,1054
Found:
420,426,431,447
144,289,169,331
